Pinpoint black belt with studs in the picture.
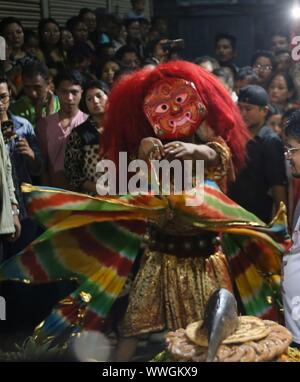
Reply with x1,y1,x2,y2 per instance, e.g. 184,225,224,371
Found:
143,226,220,258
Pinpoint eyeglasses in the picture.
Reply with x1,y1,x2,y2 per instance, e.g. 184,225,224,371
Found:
253,64,273,71
284,146,300,156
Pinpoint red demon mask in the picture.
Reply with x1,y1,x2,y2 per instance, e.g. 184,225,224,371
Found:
143,78,207,139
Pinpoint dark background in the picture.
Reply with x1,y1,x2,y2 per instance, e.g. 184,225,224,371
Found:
153,0,295,65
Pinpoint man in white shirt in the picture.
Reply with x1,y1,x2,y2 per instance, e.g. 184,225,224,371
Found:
282,109,300,348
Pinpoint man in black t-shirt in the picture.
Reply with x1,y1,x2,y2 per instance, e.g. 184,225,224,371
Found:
229,85,287,223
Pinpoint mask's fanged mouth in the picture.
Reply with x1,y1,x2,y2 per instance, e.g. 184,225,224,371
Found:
169,111,195,129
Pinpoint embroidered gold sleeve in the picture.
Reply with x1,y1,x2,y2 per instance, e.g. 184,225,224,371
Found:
204,141,231,181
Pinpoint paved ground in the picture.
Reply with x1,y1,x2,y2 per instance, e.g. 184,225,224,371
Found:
135,334,166,361
0,281,166,362
0,329,166,362
107,331,166,362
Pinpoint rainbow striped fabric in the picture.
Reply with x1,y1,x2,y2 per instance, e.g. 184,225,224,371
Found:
0,181,290,340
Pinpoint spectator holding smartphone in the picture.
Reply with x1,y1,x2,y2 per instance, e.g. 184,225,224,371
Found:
0,72,42,256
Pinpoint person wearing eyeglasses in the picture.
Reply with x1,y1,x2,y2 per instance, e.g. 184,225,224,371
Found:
0,72,42,257
229,84,287,223
282,109,300,350
0,128,20,258
0,92,21,262
251,50,276,89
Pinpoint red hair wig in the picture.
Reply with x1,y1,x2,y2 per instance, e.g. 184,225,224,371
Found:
102,60,249,172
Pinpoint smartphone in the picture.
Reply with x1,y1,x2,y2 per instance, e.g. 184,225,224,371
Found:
1,120,16,143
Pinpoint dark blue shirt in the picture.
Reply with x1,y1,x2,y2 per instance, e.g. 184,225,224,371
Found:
6,113,42,219
229,125,287,223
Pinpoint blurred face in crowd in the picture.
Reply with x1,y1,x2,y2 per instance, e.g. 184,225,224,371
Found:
82,11,97,33
118,25,128,43
127,21,141,40
72,57,91,74
48,74,55,93
132,0,145,13
73,22,89,43
148,28,160,42
215,38,235,63
140,20,150,39
153,41,167,61
105,20,120,39
153,18,168,35
86,87,108,117
61,30,74,50
56,80,83,114
239,102,268,130
4,22,24,50
285,137,300,178
267,114,282,135
268,74,293,106
271,35,289,54
0,82,10,118
102,45,116,59
42,22,61,46
24,36,40,57
121,52,140,70
101,61,120,86
252,56,273,85
276,52,292,72
23,74,49,105
235,77,254,95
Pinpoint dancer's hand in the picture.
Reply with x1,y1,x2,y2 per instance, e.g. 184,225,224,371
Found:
164,141,218,163
164,141,196,160
138,137,165,160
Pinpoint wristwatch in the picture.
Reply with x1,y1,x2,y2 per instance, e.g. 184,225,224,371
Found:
12,207,20,216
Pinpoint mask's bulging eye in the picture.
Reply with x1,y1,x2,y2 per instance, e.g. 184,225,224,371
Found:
155,103,169,113
175,93,188,104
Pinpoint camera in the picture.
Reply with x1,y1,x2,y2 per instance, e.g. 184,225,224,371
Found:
160,39,185,52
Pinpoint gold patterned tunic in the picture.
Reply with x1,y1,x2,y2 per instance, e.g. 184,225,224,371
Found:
120,138,235,337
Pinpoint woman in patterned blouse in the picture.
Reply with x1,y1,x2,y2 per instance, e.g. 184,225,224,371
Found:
64,80,108,194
